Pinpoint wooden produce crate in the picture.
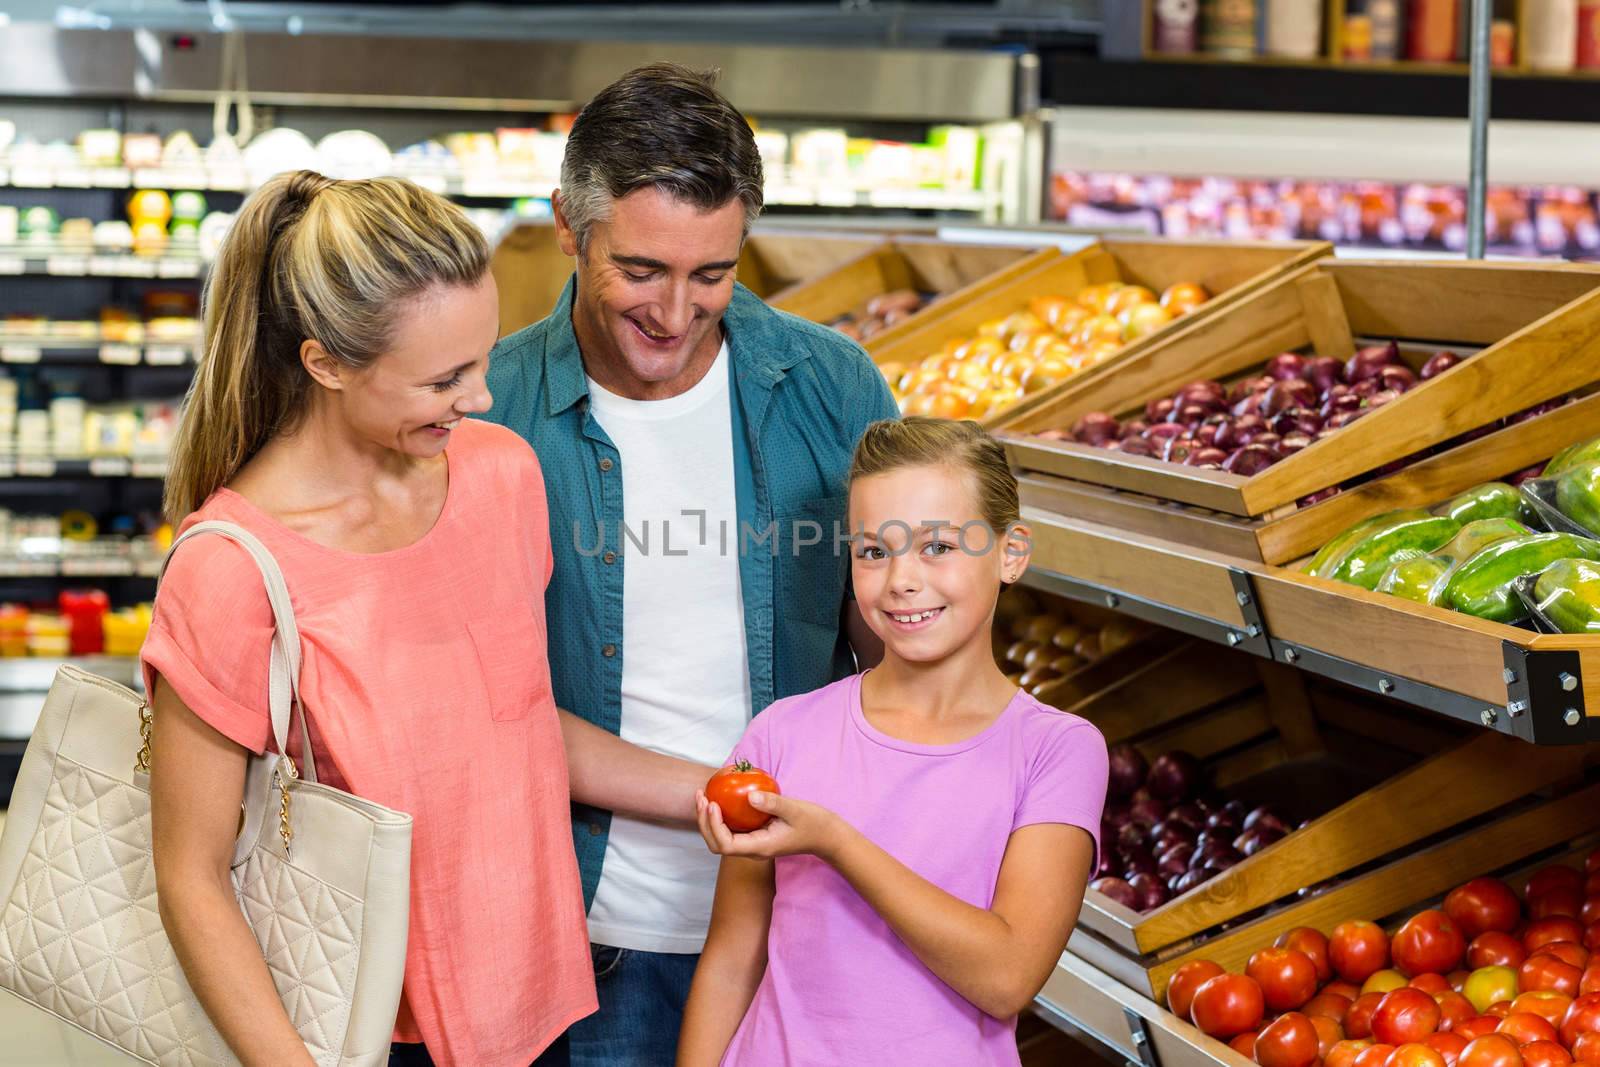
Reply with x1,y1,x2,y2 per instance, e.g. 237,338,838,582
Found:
999,259,1600,525
765,237,1056,352
993,584,1177,703
1062,655,1587,966
734,231,884,301
872,237,1332,430
1091,791,1600,1009
1069,664,1595,1000
1017,389,1600,565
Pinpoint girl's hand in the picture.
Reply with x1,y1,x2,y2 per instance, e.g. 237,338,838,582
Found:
695,789,850,862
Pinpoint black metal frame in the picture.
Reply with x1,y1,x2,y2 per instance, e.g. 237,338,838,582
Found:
1025,566,1272,659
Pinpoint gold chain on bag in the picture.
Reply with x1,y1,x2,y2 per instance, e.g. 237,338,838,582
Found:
134,700,153,773
277,754,298,859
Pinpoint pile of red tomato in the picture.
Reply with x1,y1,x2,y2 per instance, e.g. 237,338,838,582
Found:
1167,852,1600,1067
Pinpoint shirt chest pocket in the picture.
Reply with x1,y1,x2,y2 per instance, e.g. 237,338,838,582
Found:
776,493,850,628
466,613,554,722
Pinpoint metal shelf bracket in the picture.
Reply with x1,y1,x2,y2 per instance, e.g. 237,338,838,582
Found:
1022,567,1273,660
1123,1008,1164,1067
1503,643,1597,745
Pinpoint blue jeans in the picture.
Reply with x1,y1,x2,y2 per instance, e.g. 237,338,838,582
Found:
390,1030,569,1066
567,944,700,1067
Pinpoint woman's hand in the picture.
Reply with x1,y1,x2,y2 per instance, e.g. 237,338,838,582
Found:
695,789,850,862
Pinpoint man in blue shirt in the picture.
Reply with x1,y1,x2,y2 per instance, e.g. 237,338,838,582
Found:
479,63,899,1065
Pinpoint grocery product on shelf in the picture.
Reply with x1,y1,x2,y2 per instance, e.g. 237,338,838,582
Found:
883,279,1210,421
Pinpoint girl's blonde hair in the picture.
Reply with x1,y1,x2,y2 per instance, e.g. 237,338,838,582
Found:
163,170,491,521
848,417,1022,536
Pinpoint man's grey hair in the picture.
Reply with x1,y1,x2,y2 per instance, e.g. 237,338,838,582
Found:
558,63,765,253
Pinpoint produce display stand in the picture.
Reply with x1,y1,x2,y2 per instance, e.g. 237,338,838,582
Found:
998,259,1600,529
1017,507,1600,745
869,237,1333,429
763,237,1056,350
734,231,885,301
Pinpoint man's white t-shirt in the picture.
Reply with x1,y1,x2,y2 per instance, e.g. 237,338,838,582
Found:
583,342,753,954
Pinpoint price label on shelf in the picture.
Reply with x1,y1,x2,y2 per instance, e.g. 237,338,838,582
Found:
98,344,140,366
46,255,88,276
56,168,93,189
0,560,58,578
89,256,124,277
131,459,168,478
10,167,53,189
157,259,201,279
93,167,131,188
1,345,42,364
145,345,188,366
121,258,157,278
89,457,132,477
62,558,134,577
16,458,57,477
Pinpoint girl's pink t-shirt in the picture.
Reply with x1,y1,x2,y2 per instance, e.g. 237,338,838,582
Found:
721,672,1107,1067
140,419,595,1067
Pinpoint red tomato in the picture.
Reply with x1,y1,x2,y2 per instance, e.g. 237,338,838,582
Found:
1374,988,1445,1045
1571,1031,1600,1062
1437,992,1479,1032
1278,926,1335,983
1232,1031,1261,1058
1456,1018,1504,1042
1167,960,1226,1020
1519,1042,1573,1067
704,761,779,832
1473,934,1531,971
1457,1034,1525,1067
1526,919,1586,955
1528,867,1585,903
1496,1012,1559,1046
1510,991,1574,1030
1584,963,1600,997
1485,1003,1515,1020
1539,942,1589,969
1427,1032,1471,1066
1356,1045,1399,1067
1328,981,1368,1001
1521,953,1583,998
1335,922,1396,984
1414,975,1453,995
1531,890,1585,922
1561,992,1600,1048
1397,912,1469,978
1249,947,1321,1013
1255,1011,1321,1067
1583,899,1600,927
1314,1015,1347,1059
1306,992,1356,1022
1346,993,1387,1039
1449,879,1525,940
1329,1041,1377,1067
1191,974,1265,1039
1388,1045,1450,1067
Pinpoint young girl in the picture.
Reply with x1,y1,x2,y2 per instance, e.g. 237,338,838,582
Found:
677,416,1109,1066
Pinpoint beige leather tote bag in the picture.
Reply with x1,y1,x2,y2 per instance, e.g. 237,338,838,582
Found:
0,520,413,1065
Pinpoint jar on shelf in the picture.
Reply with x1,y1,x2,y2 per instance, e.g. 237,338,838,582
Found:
1153,0,1201,54
1202,0,1259,56
1267,0,1323,56
1527,0,1579,70
1407,0,1458,60
1369,0,1405,58
1577,0,1600,65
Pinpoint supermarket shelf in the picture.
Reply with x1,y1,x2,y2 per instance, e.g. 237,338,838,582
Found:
0,457,168,479
0,340,196,366
0,165,995,213
1018,506,1600,744
0,250,203,280
0,556,164,579
0,656,141,742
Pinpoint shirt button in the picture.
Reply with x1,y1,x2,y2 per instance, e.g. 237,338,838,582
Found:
598,457,614,472
588,823,603,836
602,643,616,658
602,551,616,565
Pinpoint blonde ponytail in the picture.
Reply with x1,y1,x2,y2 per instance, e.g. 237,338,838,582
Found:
163,170,490,521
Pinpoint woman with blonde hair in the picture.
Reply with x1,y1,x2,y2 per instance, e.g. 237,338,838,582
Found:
144,170,603,1066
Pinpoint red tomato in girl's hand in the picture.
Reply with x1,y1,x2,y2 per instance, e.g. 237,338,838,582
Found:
705,761,779,832
1191,974,1265,1039
1254,1012,1320,1067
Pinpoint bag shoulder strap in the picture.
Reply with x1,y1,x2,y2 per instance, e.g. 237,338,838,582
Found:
159,519,319,784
